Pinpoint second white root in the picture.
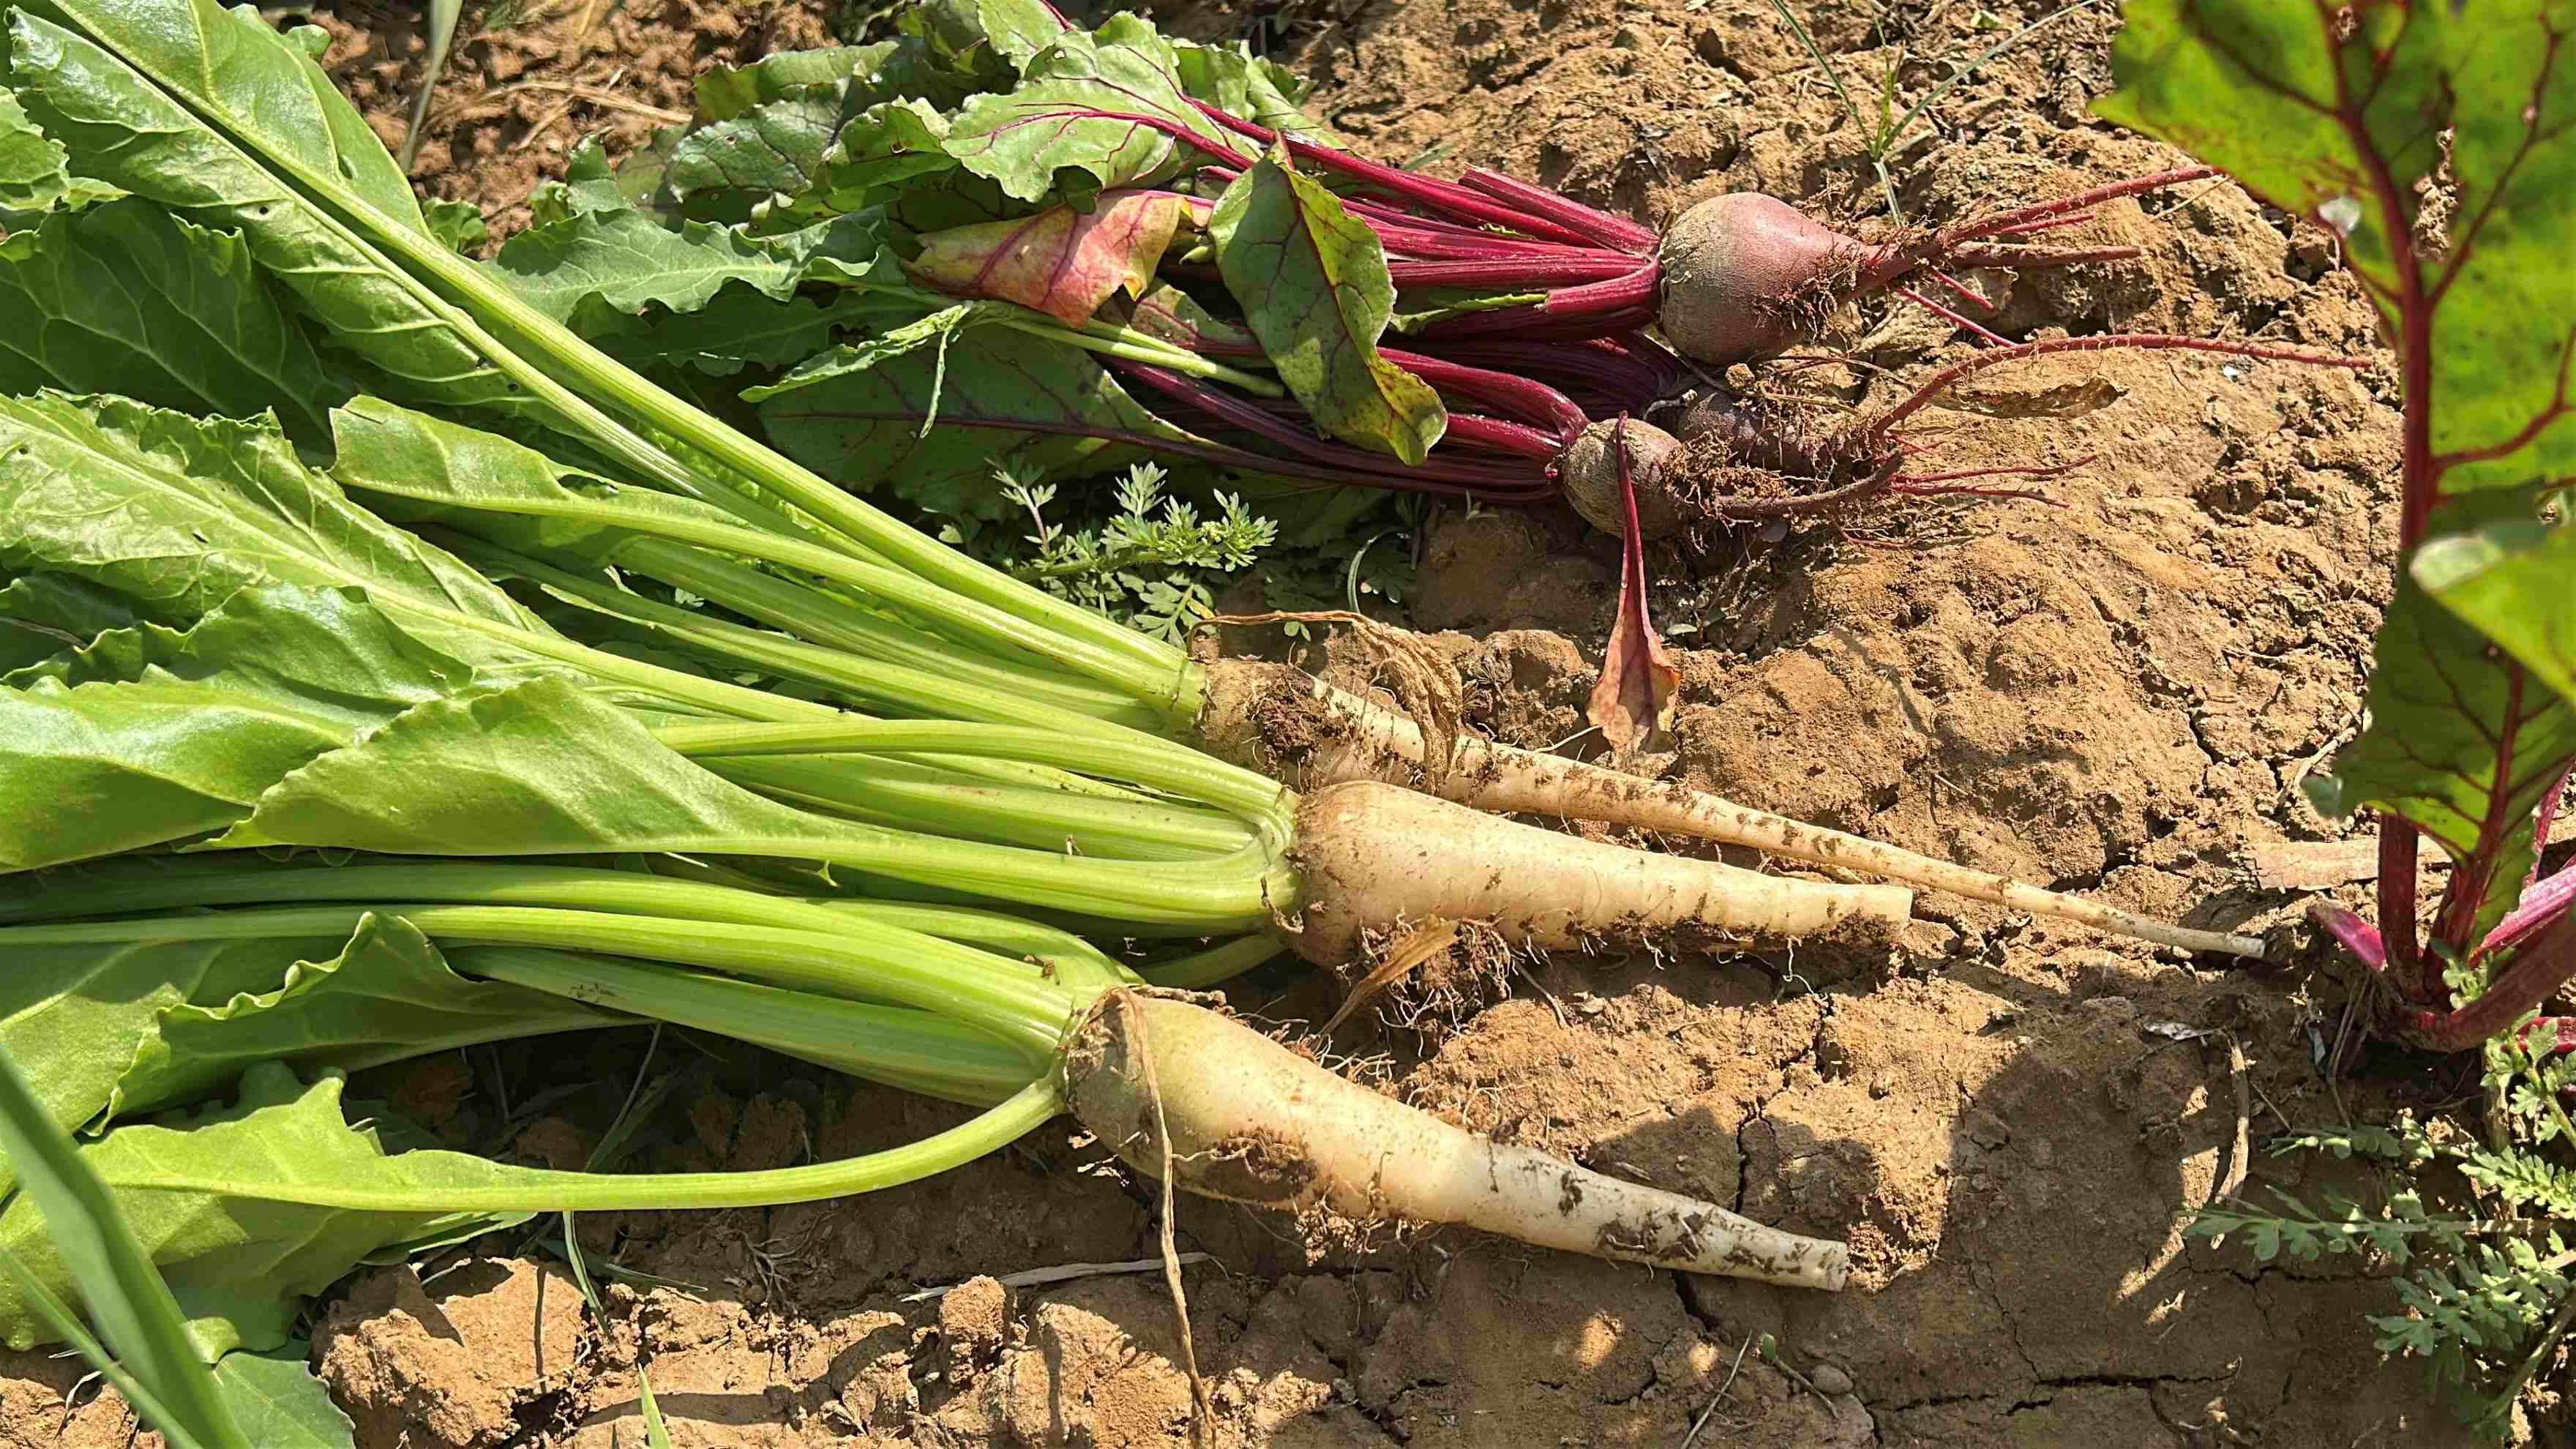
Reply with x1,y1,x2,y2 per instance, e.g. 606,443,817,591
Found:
1291,780,1912,962
1202,660,2268,959
1066,995,1851,1290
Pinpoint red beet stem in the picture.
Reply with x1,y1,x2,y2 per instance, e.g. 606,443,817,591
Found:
1389,255,1650,288
1385,348,1590,441
1422,336,1678,413
1111,359,1554,494
1419,301,1661,342
1458,166,1659,255
1442,412,1578,461
1187,101,1604,247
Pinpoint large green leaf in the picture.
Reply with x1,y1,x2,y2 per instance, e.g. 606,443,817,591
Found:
0,932,345,1199
0,1063,515,1358
1209,145,1445,465
199,673,836,857
208,1343,352,1449
490,209,847,326
2100,0,2576,498
0,85,70,211
2416,518,2576,712
111,912,618,1119
942,14,1201,202
325,394,795,564
528,135,632,228
826,99,959,206
0,585,476,871
753,307,1206,519
664,94,853,213
2308,577,2576,948
695,42,888,121
4,6,525,414
593,288,909,378
0,572,142,674
1173,42,1335,145
0,201,345,439
0,392,541,643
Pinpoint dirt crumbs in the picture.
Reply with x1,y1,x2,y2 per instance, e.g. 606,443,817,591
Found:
0,0,2528,1442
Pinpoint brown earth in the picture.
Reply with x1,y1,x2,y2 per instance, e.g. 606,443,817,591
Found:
1,0,2550,1444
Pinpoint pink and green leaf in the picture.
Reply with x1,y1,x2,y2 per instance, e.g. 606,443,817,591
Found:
907,190,1192,326
1208,143,1445,465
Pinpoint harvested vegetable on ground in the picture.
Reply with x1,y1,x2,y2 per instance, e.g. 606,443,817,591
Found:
585,0,2360,537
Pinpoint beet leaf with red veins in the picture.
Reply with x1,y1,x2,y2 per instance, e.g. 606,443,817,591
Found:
2103,0,2576,1052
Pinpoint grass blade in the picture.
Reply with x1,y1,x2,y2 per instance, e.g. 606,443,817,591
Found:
0,1044,250,1449
400,0,463,171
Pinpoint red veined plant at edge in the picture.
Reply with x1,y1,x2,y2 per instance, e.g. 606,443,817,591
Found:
2106,0,2576,1430
2105,0,2576,1052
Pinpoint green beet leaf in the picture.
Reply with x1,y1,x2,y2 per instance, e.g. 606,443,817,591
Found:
0,1063,520,1358
663,94,855,217
0,201,346,441
528,136,632,228
1173,43,1335,146
694,42,888,121
2415,518,2576,714
2308,577,2576,948
752,304,1210,520
491,210,882,332
594,288,914,378
110,912,619,1120
0,585,478,872
1210,145,1445,465
942,14,1202,203
423,198,488,256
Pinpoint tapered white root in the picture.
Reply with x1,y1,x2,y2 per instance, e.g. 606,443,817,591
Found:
1291,780,1911,962
1204,660,2268,959
1066,995,1851,1289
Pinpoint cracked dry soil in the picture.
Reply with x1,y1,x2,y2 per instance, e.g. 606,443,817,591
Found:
0,0,2534,1443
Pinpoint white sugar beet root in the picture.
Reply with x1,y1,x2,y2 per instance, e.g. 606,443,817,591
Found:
1200,660,2270,959
1289,780,1910,962
1065,994,1851,1289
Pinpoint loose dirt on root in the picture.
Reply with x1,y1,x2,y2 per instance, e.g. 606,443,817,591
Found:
1,0,2537,1444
